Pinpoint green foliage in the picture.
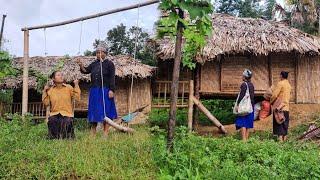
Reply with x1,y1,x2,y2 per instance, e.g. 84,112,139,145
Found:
91,24,156,66
158,0,213,69
216,0,265,18
149,99,236,127
152,126,320,179
0,51,18,79
0,89,13,103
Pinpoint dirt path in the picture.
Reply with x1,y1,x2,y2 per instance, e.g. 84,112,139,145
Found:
197,104,320,136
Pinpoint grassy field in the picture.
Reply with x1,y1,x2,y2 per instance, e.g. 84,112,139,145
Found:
1,115,320,179
0,118,156,179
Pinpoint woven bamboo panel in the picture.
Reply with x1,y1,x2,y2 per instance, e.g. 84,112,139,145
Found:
156,61,192,81
250,56,269,91
221,56,250,91
270,53,296,102
200,61,220,92
297,57,320,103
114,79,129,116
129,79,152,113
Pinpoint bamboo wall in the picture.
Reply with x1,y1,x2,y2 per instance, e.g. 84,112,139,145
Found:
200,55,269,93
79,78,152,116
9,79,153,117
156,61,192,81
270,53,296,102
156,53,320,103
296,56,320,103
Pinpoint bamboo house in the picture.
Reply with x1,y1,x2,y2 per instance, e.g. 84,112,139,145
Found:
0,55,155,118
152,14,320,104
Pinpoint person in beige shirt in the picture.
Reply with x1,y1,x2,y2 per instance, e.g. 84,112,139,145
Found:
270,71,292,142
42,71,81,139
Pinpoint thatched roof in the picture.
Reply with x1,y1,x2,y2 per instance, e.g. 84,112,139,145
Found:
0,55,155,89
155,14,320,63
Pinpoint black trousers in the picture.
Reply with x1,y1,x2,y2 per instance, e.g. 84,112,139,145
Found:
273,111,290,136
48,114,75,139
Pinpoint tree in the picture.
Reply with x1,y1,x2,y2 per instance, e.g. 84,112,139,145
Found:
158,0,213,150
86,24,156,65
264,0,276,20
215,0,264,18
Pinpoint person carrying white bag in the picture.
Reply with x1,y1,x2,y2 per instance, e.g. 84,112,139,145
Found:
233,69,255,141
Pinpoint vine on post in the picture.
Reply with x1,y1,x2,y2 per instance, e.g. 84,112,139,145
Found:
158,0,213,69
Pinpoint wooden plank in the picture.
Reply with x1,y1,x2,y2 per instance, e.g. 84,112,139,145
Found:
268,54,272,86
181,82,185,106
295,54,298,103
192,96,227,134
164,82,167,105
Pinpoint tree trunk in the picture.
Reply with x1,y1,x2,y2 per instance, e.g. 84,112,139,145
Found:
167,9,184,151
192,63,200,130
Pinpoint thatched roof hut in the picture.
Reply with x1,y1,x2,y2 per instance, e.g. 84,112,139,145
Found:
154,14,320,104
154,14,320,63
0,55,155,89
1,55,156,117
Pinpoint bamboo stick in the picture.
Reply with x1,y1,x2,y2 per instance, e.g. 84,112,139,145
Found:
188,80,194,132
21,0,159,31
181,82,185,106
104,117,134,133
192,96,227,134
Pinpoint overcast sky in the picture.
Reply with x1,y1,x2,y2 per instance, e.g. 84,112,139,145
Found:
0,0,159,57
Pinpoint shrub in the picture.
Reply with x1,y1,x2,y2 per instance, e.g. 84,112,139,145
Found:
152,127,320,179
149,99,236,127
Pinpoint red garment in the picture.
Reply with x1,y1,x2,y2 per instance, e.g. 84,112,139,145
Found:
259,100,271,120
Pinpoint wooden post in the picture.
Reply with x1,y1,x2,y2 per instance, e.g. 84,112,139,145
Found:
294,54,298,103
167,8,184,151
192,63,200,130
268,54,272,86
188,80,194,132
0,14,7,50
192,96,227,134
21,30,29,117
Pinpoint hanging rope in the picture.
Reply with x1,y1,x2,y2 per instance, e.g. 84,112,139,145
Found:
43,28,49,83
128,3,141,120
77,20,83,55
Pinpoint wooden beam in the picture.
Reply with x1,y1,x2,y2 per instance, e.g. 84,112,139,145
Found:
188,80,194,132
21,30,29,117
192,96,227,134
268,54,272,86
21,0,159,31
294,54,298,103
193,63,200,129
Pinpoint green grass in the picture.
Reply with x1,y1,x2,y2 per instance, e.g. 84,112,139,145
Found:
0,118,156,179
1,114,320,179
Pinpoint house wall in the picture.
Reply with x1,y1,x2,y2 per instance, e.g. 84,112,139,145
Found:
12,78,152,117
270,53,296,102
156,53,320,103
296,56,320,103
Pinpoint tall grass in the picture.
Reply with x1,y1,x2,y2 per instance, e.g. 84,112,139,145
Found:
0,117,156,179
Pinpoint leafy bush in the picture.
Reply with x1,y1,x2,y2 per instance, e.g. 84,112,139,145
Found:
152,127,320,179
149,99,236,127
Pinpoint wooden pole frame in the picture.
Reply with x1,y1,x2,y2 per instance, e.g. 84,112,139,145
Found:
20,0,160,116
188,80,194,132
21,0,159,31
22,30,29,116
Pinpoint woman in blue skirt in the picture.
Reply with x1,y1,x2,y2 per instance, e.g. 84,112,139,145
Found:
235,69,255,141
77,43,117,136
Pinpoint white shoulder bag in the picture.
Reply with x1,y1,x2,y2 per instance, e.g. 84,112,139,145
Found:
233,82,253,116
